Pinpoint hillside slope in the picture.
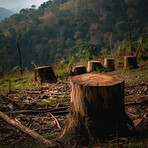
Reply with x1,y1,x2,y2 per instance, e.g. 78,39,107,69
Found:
0,0,147,71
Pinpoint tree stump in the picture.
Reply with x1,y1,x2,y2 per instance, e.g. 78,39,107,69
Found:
104,58,115,71
71,65,86,76
87,60,103,72
33,66,57,84
59,73,133,147
124,56,138,69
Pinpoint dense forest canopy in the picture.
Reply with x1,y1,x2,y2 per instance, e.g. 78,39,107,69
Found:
0,0,147,72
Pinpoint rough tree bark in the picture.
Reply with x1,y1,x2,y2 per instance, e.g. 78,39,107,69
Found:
71,65,86,76
58,73,133,147
87,61,103,72
124,56,138,69
33,66,57,84
104,58,115,71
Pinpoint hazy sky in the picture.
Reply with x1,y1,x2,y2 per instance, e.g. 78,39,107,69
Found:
0,0,48,9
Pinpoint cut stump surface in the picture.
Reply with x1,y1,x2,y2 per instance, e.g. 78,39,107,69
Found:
71,73,124,86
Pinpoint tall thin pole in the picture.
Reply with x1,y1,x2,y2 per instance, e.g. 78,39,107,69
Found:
17,39,23,75
128,28,132,55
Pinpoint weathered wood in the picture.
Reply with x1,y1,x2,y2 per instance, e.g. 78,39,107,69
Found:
50,113,61,129
124,56,138,69
34,66,57,84
87,60,103,72
0,111,55,146
104,58,115,71
59,73,133,147
71,65,86,76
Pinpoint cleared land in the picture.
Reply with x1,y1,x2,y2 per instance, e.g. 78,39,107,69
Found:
0,61,148,147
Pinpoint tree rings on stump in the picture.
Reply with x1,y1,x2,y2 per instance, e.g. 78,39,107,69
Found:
33,66,57,84
87,60,103,72
124,56,138,69
59,73,133,147
71,65,86,76
104,58,115,71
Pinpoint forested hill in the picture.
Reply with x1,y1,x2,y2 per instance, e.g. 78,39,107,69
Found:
0,0,147,71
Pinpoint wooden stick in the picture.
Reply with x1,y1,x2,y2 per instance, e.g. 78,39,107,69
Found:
6,106,69,115
7,110,69,116
0,111,55,146
125,96,148,106
49,113,61,129
108,137,128,144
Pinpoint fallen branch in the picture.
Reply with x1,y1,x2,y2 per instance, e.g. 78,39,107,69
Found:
37,106,69,112
6,106,69,115
108,137,128,145
0,111,55,146
125,96,148,106
49,113,61,129
7,110,69,116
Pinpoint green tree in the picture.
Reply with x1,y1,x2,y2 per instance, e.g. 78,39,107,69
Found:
66,38,75,48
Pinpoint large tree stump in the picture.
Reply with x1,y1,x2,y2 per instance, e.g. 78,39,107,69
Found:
71,65,86,76
87,60,103,72
33,66,57,84
104,58,115,71
124,56,138,69
59,73,133,147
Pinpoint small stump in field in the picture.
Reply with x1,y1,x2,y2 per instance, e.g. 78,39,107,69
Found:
33,66,57,84
71,65,86,76
104,58,115,71
59,73,133,147
87,60,103,72
124,56,138,69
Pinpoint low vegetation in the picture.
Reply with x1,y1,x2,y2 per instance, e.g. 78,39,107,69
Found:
0,72,42,94
0,58,148,147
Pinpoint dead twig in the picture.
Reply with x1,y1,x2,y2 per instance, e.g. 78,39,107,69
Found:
49,113,61,129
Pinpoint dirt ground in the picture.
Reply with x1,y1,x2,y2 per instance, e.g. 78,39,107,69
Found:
0,74,148,147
